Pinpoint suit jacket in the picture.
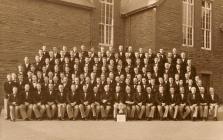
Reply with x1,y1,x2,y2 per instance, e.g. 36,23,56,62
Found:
21,91,35,104
168,94,179,105
92,92,101,103
101,91,113,105
198,93,209,104
79,92,92,104
134,92,146,105
33,90,46,104
56,92,67,104
67,91,79,104
178,93,188,105
22,63,31,73
187,93,199,105
145,93,155,104
113,92,125,103
125,93,135,105
4,81,13,98
46,90,57,103
208,94,219,104
8,93,21,105
156,93,168,105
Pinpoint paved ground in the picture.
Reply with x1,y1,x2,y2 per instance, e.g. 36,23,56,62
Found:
1,115,223,140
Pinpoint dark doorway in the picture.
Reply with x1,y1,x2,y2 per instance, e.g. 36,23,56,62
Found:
201,74,211,92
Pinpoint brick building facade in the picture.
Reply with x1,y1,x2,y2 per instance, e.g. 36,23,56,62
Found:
0,0,223,104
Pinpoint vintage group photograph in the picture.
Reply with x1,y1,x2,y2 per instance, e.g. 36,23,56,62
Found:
0,0,223,140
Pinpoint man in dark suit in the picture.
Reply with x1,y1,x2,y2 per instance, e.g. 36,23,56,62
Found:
168,87,179,120
20,84,34,120
33,83,46,120
125,86,136,120
45,83,57,120
134,85,146,120
42,45,50,58
22,57,31,74
91,86,101,120
187,87,199,121
198,87,209,120
8,86,21,121
4,74,14,120
156,86,169,120
172,48,181,64
113,85,126,120
145,87,156,121
100,85,113,120
208,87,219,121
56,84,67,120
79,85,92,120
66,84,80,120
178,86,190,120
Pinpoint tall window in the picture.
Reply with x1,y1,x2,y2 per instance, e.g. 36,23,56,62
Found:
182,0,194,47
99,0,114,47
201,0,212,50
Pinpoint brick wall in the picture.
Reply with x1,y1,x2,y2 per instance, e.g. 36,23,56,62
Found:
0,0,92,105
123,9,156,51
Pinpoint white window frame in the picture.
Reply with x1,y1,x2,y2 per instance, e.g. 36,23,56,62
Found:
99,0,114,47
182,0,194,47
201,0,212,50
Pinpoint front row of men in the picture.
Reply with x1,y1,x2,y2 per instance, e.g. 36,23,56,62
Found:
8,83,219,121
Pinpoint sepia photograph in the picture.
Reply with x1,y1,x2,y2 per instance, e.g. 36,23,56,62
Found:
0,0,223,140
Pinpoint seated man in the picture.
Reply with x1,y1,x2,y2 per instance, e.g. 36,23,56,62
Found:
20,84,34,120
125,86,136,120
45,84,57,120
198,87,209,121
79,85,92,120
156,86,169,120
168,87,179,120
91,86,101,120
56,85,67,120
8,87,21,122
134,85,146,120
33,83,46,120
178,86,190,120
187,87,199,121
66,84,80,120
100,85,113,120
113,85,126,120
145,87,156,121
208,87,219,121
